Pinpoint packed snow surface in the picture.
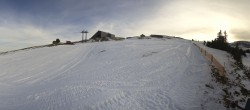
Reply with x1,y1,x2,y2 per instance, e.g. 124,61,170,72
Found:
0,39,222,110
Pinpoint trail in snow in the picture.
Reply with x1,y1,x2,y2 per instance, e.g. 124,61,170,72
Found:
0,38,225,110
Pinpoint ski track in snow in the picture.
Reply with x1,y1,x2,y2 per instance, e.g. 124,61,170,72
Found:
0,39,221,110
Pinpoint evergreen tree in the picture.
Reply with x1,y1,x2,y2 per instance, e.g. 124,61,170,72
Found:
234,43,242,62
218,30,223,37
216,30,226,43
206,30,246,66
224,31,227,43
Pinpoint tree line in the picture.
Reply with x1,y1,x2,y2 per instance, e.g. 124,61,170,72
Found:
205,30,247,67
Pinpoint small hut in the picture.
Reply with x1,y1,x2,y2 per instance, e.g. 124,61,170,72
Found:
90,31,116,41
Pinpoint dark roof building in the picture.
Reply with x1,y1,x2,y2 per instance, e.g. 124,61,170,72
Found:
90,31,116,41
150,34,164,38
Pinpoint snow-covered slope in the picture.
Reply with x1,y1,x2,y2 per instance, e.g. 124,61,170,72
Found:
196,42,232,72
243,53,250,67
196,42,250,109
229,41,250,67
0,39,224,110
231,41,250,50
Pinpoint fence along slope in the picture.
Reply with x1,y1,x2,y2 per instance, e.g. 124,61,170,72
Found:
193,43,226,77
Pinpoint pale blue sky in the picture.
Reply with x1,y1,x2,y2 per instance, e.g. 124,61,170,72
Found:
0,0,249,51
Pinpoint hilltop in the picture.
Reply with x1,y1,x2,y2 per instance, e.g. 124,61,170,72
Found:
231,41,250,50
0,37,226,110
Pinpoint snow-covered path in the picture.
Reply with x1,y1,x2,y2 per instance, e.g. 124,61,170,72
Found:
0,39,222,110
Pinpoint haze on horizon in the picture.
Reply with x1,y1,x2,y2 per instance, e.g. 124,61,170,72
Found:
0,0,249,51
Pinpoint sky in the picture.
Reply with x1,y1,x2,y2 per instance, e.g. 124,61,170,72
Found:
0,0,250,51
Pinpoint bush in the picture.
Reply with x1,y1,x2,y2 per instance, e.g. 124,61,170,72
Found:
52,38,61,45
246,49,250,53
52,41,57,44
244,67,250,79
140,34,146,37
56,38,60,44
66,41,74,45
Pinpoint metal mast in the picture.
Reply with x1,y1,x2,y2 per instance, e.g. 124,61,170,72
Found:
85,30,88,41
81,30,85,43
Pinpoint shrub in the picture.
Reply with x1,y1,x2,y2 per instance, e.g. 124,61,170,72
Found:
246,49,250,53
56,38,60,44
52,38,61,45
140,34,146,37
52,41,57,44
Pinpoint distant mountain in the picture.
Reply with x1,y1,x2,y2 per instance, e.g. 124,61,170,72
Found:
230,41,250,49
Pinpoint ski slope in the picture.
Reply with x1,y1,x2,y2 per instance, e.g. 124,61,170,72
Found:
0,38,224,110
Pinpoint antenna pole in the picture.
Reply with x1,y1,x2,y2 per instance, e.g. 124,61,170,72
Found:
81,30,85,43
85,30,88,41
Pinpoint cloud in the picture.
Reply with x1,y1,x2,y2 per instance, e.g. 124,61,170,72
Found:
1,0,250,51
121,0,250,42
230,29,250,41
0,15,83,51
68,0,250,42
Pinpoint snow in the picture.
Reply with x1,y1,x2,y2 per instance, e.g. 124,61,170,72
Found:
243,53,250,67
197,42,250,71
0,38,224,110
195,42,233,73
196,42,250,108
